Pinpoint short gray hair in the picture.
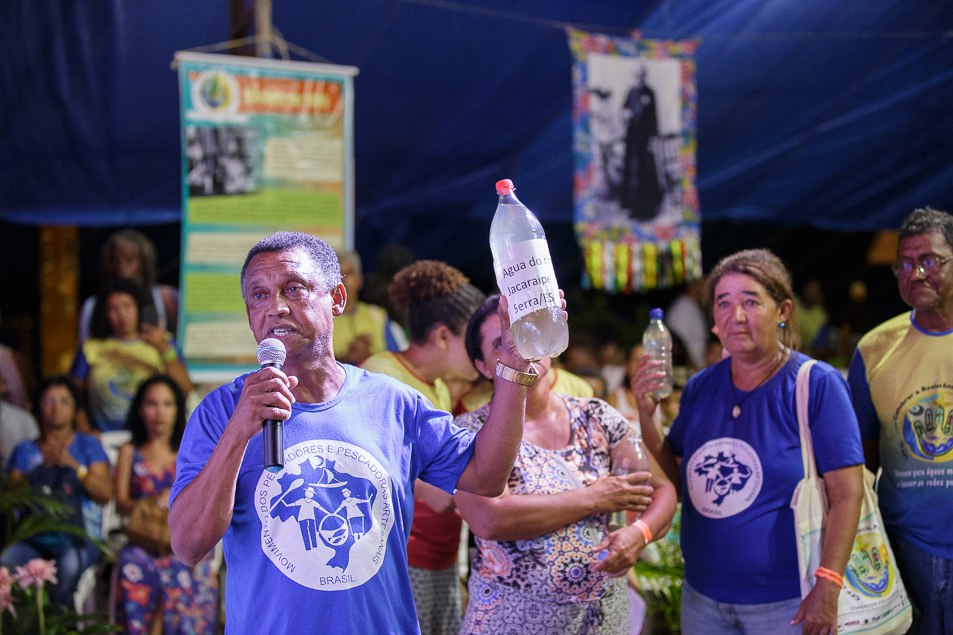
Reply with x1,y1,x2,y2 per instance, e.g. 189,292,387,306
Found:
899,207,953,251
240,232,342,297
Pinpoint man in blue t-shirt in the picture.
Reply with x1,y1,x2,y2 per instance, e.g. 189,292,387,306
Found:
848,207,953,634
169,232,547,634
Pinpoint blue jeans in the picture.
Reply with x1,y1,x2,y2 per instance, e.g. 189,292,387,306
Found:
681,581,804,635
0,538,101,606
890,533,953,634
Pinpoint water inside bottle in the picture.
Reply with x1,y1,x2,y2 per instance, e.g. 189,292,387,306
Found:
512,307,569,360
646,348,673,400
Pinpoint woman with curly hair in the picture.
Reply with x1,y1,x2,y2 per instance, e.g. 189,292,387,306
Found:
361,260,485,635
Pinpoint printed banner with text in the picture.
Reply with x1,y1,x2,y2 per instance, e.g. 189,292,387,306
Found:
568,29,701,292
176,52,357,381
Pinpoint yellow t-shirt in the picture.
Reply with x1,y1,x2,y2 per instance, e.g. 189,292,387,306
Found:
457,366,594,412
333,302,389,361
361,351,452,411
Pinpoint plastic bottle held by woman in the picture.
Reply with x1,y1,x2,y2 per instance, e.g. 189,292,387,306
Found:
609,428,651,530
643,307,673,400
489,179,569,360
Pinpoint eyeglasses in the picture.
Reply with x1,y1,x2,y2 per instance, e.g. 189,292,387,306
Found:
891,255,951,278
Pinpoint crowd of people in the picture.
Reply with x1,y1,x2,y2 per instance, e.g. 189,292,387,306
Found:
1,206,951,634
1,230,212,634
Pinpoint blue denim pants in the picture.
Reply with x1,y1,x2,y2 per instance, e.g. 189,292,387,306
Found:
681,581,804,635
890,532,953,634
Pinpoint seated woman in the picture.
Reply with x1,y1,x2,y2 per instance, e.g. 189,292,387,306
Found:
70,278,192,438
1,376,111,606
453,295,678,633
113,375,218,634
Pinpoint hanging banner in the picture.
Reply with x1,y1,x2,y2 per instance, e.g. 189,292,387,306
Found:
176,52,358,382
568,29,701,293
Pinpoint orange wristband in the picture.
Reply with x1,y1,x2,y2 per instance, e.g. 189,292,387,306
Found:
633,519,653,545
814,566,844,587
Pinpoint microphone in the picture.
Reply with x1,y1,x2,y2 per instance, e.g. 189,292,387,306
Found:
256,338,287,473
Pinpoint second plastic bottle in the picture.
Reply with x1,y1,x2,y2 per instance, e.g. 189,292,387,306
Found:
609,429,651,530
490,179,569,360
643,307,674,400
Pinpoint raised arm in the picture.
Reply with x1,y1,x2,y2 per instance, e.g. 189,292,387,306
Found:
453,366,528,496
455,295,565,496
629,354,681,490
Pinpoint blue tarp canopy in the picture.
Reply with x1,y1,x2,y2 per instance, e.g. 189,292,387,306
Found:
2,1,952,273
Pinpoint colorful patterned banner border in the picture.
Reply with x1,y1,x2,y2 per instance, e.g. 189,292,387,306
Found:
568,28,701,292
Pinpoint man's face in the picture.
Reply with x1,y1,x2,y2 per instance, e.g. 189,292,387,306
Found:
243,247,346,363
896,231,953,315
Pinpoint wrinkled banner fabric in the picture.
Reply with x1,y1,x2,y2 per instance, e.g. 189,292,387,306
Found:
568,29,700,292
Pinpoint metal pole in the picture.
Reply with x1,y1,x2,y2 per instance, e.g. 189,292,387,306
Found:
255,0,273,58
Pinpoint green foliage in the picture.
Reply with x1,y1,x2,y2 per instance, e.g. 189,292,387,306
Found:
634,506,684,634
0,474,110,560
0,474,116,634
1,582,118,635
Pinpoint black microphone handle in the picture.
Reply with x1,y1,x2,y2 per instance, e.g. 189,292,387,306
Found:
260,359,285,472
263,419,284,472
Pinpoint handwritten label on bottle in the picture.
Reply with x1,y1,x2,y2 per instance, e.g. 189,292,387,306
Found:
495,238,560,322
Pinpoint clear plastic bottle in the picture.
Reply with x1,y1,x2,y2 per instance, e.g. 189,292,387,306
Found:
643,307,674,400
490,179,569,360
609,428,651,530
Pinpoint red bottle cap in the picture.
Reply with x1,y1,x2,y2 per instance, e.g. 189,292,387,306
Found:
495,179,514,196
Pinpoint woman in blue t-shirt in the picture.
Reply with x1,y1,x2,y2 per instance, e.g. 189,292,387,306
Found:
631,249,865,635
1,376,111,605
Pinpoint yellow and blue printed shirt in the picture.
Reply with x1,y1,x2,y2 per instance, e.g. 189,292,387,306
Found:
848,311,953,559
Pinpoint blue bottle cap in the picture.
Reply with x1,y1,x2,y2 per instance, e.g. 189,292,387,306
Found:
649,308,663,321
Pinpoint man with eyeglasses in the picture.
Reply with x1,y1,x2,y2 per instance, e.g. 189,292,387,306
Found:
847,206,953,634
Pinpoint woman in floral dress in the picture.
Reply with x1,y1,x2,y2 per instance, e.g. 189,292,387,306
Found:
113,376,218,634
453,296,677,634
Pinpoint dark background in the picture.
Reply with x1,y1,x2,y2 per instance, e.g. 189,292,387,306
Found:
1,0,940,379
0,218,908,381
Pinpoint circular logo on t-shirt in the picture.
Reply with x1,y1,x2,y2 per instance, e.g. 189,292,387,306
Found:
255,439,394,590
685,438,763,518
